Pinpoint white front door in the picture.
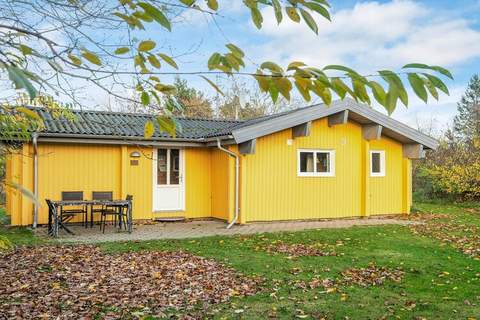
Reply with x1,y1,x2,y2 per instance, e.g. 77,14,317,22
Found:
152,148,185,211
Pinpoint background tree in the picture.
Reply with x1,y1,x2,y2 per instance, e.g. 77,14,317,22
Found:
172,77,213,118
453,74,480,141
414,74,480,201
217,81,297,120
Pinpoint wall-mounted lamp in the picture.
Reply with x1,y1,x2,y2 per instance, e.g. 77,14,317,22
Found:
130,151,141,158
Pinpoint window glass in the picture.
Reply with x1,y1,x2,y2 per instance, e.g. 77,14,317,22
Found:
170,149,180,185
316,152,330,173
371,152,381,173
157,149,167,184
300,152,314,172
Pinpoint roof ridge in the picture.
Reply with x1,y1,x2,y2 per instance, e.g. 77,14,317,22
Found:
27,105,244,123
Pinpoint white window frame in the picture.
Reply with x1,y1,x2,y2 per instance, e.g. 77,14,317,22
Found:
297,149,335,177
370,150,386,177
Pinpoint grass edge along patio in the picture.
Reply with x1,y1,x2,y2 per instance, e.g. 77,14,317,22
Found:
4,98,437,228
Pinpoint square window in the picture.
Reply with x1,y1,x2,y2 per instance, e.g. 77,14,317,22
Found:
298,150,335,177
370,150,385,177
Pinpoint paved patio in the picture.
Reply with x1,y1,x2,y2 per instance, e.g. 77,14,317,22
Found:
37,217,418,243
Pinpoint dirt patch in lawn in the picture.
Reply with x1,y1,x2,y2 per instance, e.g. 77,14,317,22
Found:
264,240,337,257
0,245,261,319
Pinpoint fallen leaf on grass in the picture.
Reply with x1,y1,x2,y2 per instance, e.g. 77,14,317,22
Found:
0,245,262,318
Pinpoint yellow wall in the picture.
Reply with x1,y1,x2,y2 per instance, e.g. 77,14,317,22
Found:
210,149,231,220
5,119,412,226
368,137,405,215
240,118,411,222
241,118,363,222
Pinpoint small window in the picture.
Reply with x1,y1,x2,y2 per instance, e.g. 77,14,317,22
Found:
370,150,385,177
298,149,335,177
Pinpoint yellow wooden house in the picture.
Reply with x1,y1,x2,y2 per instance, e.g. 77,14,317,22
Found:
5,99,437,227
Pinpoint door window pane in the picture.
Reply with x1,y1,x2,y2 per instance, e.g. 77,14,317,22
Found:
157,149,167,185
371,152,381,173
300,152,314,173
170,149,180,185
316,152,330,173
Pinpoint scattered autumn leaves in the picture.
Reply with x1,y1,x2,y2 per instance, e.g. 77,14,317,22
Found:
0,245,261,319
406,209,480,260
264,240,338,258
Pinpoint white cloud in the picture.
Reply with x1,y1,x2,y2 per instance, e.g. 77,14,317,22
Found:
254,0,480,70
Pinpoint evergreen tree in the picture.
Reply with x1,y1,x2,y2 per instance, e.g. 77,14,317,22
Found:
453,75,480,140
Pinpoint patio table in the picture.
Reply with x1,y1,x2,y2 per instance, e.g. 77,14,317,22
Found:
47,199,132,237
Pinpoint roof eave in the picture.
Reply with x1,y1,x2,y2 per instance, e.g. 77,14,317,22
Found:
231,99,439,150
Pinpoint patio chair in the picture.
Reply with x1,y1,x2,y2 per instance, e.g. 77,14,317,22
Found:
60,191,87,228
91,191,114,228
107,194,133,231
93,192,121,233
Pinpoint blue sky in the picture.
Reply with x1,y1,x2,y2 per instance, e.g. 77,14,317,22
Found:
23,0,480,134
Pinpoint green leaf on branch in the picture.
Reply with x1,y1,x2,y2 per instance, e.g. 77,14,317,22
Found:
403,63,453,79
408,73,428,103
272,0,283,24
260,61,283,74
19,44,33,55
81,49,102,66
68,53,82,66
158,53,178,69
180,0,195,6
378,70,408,107
207,53,222,69
305,2,331,21
7,65,37,99
157,115,177,137
423,73,449,95
140,91,150,105
147,54,161,68
114,47,130,55
368,81,387,107
286,7,301,22
424,78,439,101
138,40,156,52
250,7,263,29
137,2,171,31
206,0,218,11
352,79,370,105
300,9,318,34
200,76,224,96
226,43,245,58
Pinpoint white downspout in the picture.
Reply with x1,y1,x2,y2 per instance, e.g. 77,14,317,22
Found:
216,138,239,229
32,133,38,228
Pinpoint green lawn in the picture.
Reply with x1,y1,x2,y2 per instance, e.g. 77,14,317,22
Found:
1,203,479,319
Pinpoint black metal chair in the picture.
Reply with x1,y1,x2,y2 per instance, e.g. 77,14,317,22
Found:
119,195,133,230
91,191,114,228
93,191,121,233
60,191,87,229
107,194,133,231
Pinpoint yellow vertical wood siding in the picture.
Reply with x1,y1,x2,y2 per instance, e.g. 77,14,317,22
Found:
368,137,405,215
210,149,230,220
242,119,363,222
36,144,122,224
5,118,413,226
